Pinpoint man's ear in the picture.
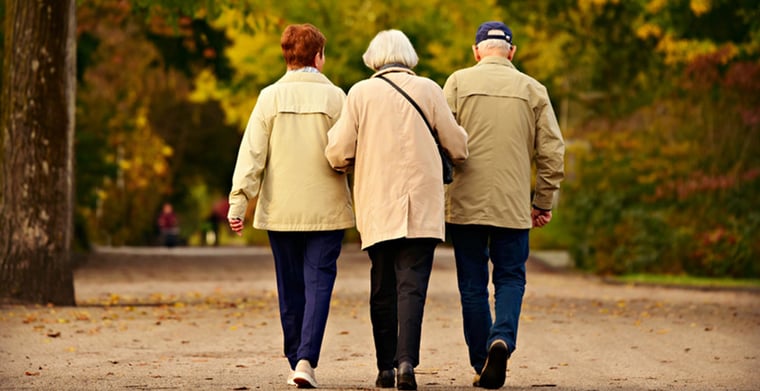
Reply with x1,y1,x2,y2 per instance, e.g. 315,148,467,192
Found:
472,45,481,62
507,44,517,61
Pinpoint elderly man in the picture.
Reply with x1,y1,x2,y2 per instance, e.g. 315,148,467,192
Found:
443,21,565,389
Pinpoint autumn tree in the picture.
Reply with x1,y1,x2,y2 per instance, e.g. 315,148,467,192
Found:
0,0,77,304
0,0,227,304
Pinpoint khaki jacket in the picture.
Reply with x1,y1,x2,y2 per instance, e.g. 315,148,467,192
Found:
228,71,354,231
443,56,565,228
326,67,469,249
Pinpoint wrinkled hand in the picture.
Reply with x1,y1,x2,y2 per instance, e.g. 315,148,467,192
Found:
531,208,552,228
228,218,244,236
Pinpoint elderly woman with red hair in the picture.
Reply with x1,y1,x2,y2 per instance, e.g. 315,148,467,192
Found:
228,24,353,388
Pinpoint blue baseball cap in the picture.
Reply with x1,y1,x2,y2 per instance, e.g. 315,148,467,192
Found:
475,21,512,44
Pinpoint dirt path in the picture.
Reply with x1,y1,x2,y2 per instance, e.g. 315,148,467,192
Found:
1,245,758,390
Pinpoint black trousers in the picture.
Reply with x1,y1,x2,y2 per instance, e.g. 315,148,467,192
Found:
367,237,438,370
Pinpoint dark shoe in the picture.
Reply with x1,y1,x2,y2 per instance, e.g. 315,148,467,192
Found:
397,361,417,390
376,369,395,388
478,340,509,389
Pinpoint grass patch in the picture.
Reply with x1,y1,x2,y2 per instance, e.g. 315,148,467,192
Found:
614,274,760,289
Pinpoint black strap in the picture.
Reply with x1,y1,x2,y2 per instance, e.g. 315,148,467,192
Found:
375,74,441,145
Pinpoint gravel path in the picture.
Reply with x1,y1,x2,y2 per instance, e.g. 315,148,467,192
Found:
1,245,758,390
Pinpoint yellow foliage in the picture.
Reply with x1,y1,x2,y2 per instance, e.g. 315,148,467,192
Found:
135,111,148,129
118,159,132,170
690,0,711,16
578,0,619,12
636,172,659,185
645,0,668,14
657,34,720,65
635,23,662,40
190,8,287,128
161,145,173,157
189,69,227,103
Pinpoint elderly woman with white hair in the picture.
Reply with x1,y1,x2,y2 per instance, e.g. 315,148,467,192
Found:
326,29,468,390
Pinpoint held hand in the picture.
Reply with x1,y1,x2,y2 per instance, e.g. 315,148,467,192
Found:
228,218,244,236
531,208,552,228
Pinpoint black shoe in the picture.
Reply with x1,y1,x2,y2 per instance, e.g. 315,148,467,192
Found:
397,361,417,390
478,340,509,389
376,369,395,388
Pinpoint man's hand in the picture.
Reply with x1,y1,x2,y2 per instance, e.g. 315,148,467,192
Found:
228,218,244,236
531,208,552,228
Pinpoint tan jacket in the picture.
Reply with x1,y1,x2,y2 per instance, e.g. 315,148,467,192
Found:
326,67,469,249
443,56,565,228
228,71,354,231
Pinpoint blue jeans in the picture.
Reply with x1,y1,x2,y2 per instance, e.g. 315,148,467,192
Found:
447,224,529,373
268,230,344,369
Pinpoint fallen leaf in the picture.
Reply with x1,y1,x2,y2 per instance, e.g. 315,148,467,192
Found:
47,331,61,338
25,371,40,376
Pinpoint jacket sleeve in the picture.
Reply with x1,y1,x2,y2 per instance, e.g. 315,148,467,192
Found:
431,81,468,164
532,88,565,210
325,90,359,173
227,96,271,220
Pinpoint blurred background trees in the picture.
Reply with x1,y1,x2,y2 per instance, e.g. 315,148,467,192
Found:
13,0,754,277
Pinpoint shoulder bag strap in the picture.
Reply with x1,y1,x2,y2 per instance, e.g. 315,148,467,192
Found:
375,74,441,144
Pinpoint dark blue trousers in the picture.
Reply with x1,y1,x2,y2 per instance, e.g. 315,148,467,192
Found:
267,230,344,369
447,224,529,374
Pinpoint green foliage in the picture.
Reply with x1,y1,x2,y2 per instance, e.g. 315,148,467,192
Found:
72,0,759,280
563,50,760,277
75,1,238,246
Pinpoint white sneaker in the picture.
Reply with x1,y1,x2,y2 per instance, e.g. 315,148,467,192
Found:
287,370,296,386
292,359,318,388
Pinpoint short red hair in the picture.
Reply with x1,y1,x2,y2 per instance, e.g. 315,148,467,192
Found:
281,24,326,69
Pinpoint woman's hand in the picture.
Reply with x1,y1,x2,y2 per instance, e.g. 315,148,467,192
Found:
228,218,244,236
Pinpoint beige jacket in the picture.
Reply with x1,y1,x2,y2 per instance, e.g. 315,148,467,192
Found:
443,56,565,228
326,67,469,249
228,71,354,231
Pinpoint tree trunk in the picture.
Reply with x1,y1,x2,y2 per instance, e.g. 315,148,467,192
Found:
0,0,76,305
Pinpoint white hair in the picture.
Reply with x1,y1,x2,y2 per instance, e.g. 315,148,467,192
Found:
476,29,512,52
362,29,419,71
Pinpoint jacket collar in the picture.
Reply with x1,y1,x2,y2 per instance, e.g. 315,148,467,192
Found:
276,71,333,85
476,56,516,70
371,66,416,79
